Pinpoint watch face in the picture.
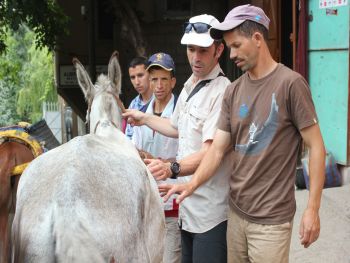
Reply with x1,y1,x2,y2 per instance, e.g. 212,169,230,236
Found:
171,162,180,175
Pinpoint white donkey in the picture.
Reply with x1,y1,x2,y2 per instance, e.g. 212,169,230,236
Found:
11,52,165,263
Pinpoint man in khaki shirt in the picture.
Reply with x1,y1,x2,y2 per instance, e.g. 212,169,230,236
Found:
162,5,325,263
123,14,231,263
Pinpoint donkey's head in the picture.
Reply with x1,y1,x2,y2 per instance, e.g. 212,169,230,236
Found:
73,51,125,133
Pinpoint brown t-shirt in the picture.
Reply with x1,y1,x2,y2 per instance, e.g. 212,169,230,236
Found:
218,64,318,224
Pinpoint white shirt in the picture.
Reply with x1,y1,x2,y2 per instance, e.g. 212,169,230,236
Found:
170,64,231,233
133,94,179,211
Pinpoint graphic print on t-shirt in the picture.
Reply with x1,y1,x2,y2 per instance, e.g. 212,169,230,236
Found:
235,93,279,155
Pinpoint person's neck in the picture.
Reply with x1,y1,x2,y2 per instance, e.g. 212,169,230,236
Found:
153,94,172,114
140,89,153,103
248,52,278,80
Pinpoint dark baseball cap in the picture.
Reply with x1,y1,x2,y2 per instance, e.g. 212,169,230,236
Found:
146,52,175,73
210,4,270,40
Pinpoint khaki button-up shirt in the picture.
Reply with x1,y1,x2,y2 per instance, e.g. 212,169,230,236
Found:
170,64,231,233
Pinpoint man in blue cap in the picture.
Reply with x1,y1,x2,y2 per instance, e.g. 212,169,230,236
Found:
132,52,180,263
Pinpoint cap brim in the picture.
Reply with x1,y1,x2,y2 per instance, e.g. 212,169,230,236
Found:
146,63,173,71
210,20,245,40
181,32,214,47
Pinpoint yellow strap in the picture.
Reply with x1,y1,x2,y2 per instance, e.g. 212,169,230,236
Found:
0,129,43,157
0,129,43,176
12,162,30,175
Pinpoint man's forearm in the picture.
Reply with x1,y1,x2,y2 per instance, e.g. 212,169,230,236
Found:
178,150,207,177
307,144,326,210
190,141,225,189
144,114,178,138
300,124,326,210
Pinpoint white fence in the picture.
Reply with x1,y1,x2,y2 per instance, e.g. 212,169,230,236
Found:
42,102,62,143
42,101,86,143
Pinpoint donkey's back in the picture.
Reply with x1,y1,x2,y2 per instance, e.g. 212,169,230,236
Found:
12,133,165,263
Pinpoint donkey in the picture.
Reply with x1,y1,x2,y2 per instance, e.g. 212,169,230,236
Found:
11,51,165,263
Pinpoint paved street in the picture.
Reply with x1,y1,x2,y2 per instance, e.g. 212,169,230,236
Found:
290,184,350,263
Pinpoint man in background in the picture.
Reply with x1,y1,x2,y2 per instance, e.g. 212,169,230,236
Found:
125,56,153,139
132,52,180,263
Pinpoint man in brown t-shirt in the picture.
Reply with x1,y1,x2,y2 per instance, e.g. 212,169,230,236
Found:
161,4,326,263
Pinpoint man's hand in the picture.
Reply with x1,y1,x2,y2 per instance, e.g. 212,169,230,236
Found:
145,159,171,181
137,149,154,160
158,182,196,204
122,109,146,126
299,207,320,248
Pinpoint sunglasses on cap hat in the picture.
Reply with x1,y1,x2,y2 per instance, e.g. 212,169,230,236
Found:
183,22,211,34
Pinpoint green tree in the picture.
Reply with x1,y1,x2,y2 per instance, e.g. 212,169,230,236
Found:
0,25,57,125
17,29,57,122
0,80,20,126
0,26,25,125
0,0,68,53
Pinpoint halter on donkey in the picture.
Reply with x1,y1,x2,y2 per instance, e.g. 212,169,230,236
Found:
12,52,165,263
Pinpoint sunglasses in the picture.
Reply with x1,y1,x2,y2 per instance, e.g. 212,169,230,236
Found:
183,22,211,34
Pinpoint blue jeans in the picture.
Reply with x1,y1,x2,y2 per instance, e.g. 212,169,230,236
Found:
181,221,227,263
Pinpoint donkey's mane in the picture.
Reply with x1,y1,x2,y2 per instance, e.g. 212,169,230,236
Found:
95,74,121,96
94,75,121,121
95,75,114,92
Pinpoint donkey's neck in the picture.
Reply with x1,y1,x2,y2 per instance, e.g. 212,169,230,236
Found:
91,119,120,136
90,119,132,151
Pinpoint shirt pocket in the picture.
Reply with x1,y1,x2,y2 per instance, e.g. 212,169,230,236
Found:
188,106,208,130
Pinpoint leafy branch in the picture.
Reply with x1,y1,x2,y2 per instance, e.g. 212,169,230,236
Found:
0,0,69,53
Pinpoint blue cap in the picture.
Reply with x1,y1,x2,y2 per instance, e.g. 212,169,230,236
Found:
146,52,175,73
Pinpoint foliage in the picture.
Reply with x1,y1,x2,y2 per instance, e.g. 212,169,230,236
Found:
0,0,69,53
0,80,19,126
0,25,57,125
0,26,24,126
17,34,57,122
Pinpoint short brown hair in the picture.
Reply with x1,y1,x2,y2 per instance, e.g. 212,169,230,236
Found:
235,20,268,40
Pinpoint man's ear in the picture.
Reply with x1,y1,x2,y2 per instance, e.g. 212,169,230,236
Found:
215,43,225,59
171,77,176,90
252,32,263,47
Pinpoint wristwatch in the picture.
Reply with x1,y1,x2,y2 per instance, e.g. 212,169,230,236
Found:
170,162,181,179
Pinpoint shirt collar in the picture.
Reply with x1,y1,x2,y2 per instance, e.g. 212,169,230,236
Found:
147,94,175,116
184,63,223,93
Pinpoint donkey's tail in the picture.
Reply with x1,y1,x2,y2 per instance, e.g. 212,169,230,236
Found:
52,204,105,263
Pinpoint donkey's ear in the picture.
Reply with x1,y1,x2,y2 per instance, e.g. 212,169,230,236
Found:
73,57,95,101
108,51,122,96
